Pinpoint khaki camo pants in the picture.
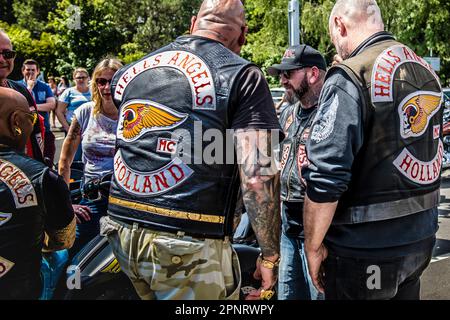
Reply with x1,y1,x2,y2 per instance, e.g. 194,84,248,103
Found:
100,216,241,300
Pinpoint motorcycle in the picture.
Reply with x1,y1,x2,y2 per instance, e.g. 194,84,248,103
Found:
41,167,263,300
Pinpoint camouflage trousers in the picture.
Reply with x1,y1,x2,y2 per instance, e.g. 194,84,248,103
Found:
100,216,241,300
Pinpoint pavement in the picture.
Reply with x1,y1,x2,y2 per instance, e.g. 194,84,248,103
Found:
420,170,450,299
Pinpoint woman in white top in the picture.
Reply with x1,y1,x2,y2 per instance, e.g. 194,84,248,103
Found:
58,57,123,254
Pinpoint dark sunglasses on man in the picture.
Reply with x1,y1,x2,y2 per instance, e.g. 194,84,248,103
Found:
0,50,16,60
279,68,302,80
95,78,112,86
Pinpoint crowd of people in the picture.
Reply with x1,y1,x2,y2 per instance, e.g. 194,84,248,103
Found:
0,0,445,301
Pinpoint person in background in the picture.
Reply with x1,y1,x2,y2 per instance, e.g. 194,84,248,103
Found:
21,59,56,164
57,76,69,96
56,68,91,133
47,76,58,129
0,87,75,299
268,44,326,300
59,57,122,255
56,68,91,161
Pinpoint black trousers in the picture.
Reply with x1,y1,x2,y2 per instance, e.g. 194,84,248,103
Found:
323,237,435,300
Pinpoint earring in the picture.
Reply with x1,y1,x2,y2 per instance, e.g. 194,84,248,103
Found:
15,127,22,136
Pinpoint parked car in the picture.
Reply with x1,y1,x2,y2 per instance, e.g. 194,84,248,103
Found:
270,87,285,105
444,88,450,108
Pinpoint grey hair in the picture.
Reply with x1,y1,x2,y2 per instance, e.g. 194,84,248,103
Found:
330,0,384,31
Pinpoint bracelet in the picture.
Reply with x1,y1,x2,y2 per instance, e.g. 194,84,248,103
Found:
258,253,280,270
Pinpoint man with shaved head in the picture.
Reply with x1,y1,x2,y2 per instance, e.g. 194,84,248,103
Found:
0,87,75,299
102,0,282,300
302,0,443,299
0,30,45,164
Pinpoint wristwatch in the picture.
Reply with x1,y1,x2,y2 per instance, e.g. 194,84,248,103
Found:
258,253,280,269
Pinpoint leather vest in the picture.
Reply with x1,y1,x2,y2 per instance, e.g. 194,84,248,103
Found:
332,40,443,224
279,102,317,202
0,149,47,287
108,36,251,238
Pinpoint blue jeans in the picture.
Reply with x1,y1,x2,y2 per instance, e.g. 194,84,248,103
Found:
278,231,322,300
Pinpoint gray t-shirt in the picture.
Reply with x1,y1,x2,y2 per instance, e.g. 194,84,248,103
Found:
73,102,117,182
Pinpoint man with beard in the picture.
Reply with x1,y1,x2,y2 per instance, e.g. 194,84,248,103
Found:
267,44,326,300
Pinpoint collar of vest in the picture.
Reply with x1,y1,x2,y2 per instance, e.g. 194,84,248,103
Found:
349,31,396,59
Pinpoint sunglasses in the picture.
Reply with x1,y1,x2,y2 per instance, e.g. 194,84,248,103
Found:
279,69,302,80
96,78,112,86
0,50,16,60
74,76,88,80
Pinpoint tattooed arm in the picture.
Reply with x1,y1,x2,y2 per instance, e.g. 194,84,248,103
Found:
58,118,82,185
235,129,281,292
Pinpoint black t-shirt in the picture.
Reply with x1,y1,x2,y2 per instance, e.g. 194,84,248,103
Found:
230,66,282,132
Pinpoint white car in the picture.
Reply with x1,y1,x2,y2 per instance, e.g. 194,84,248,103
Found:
270,87,285,105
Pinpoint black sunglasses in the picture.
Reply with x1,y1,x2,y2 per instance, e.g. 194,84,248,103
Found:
279,69,301,80
0,50,16,60
74,76,88,80
96,78,112,86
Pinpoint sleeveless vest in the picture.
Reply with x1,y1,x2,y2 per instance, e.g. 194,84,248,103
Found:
108,36,251,238
332,40,443,224
0,149,47,291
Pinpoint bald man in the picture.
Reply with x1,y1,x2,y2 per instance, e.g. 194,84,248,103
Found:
0,30,45,163
102,0,282,300
302,0,443,300
0,87,75,299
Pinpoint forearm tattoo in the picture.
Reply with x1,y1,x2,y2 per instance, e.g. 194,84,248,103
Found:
235,130,281,258
66,120,81,142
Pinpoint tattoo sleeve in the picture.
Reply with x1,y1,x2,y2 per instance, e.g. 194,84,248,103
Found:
58,119,82,185
235,129,281,258
42,217,76,252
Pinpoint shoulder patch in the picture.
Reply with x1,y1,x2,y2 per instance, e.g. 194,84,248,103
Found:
0,159,37,208
0,256,14,279
310,95,339,143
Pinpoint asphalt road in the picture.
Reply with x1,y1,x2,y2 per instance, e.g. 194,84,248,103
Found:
53,129,450,300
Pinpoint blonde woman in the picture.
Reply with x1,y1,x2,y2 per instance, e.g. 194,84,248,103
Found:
58,58,123,254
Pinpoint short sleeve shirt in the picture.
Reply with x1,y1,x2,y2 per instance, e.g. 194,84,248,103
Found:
58,87,92,124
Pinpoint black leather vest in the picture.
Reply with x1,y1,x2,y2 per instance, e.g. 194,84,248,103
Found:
279,102,317,202
332,40,443,224
108,36,251,238
0,148,47,290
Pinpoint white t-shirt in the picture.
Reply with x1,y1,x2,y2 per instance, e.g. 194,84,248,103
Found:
73,102,117,182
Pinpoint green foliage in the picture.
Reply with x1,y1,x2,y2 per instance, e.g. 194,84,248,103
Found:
0,0,448,85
